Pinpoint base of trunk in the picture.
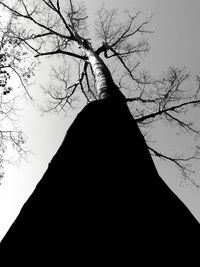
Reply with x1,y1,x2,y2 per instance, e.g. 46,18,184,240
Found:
1,97,199,262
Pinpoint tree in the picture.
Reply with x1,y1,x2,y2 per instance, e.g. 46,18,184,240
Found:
0,10,36,182
1,0,200,187
0,0,199,262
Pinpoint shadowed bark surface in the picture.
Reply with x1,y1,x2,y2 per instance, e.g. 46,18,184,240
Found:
0,95,199,262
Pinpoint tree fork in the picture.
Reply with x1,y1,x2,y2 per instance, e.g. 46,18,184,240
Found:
85,46,122,100
76,38,122,100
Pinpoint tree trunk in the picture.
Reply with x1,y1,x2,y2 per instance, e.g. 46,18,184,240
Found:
1,53,199,263
86,48,118,99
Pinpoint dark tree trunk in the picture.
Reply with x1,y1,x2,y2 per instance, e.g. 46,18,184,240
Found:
1,94,199,262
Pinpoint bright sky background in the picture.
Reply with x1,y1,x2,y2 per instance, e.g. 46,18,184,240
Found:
0,0,200,241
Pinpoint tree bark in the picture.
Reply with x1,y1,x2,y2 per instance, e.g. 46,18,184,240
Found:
86,48,117,99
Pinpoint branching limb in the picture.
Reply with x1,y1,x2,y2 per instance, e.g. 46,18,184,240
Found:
135,99,200,123
34,48,87,60
148,145,200,187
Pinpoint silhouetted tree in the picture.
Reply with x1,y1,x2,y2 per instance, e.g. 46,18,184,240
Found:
0,0,199,263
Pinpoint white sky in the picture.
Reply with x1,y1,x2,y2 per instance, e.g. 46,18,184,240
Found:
0,0,200,241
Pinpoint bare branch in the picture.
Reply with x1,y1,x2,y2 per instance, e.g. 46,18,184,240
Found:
148,145,200,187
165,112,200,135
34,48,87,60
0,1,72,39
135,99,200,123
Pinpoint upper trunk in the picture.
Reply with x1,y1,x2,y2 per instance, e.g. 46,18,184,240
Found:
85,48,120,100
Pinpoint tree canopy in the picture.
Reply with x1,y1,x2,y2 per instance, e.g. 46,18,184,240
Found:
0,0,200,186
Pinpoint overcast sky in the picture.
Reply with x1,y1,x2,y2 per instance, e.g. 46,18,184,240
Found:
0,0,200,241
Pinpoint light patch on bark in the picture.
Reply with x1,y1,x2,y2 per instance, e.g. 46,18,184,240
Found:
86,49,116,99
